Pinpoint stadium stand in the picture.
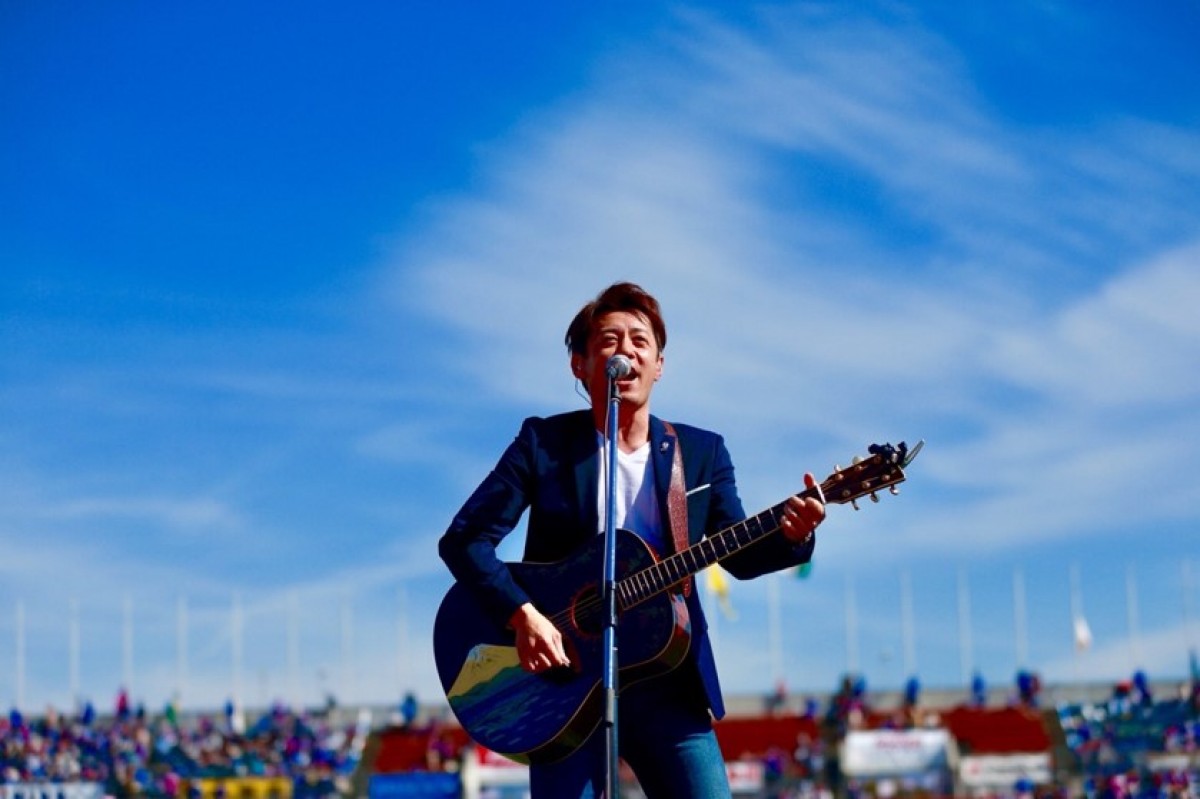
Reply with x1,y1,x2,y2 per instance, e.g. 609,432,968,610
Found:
5,673,1197,798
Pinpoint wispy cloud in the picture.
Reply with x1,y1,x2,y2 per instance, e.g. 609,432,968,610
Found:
40,496,242,529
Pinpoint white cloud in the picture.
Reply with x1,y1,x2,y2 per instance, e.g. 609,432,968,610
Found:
991,243,1200,406
41,496,242,529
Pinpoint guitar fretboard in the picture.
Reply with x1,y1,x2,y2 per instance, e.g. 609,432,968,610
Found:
612,442,912,612
616,498,794,611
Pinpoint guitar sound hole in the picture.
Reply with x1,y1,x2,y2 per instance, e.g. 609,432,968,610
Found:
569,585,604,638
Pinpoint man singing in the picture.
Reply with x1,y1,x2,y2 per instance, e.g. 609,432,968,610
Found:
439,281,825,797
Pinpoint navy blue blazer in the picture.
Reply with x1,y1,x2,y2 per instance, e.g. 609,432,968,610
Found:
438,409,815,719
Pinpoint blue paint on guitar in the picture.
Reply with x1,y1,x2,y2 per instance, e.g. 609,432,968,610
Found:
433,529,691,764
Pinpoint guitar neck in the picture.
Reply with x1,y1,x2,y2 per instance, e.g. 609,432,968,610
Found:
615,492,806,612
614,440,917,612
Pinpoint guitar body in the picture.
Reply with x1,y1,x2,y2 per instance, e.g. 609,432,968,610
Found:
432,529,692,764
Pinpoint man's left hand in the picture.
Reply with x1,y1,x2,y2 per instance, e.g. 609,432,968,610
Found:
780,472,825,543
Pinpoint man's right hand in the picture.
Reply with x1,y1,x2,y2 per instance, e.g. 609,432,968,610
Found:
509,602,572,672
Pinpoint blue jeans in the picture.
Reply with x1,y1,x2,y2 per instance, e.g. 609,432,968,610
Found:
529,670,731,798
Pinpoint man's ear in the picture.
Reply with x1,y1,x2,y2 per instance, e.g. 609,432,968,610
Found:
571,354,585,380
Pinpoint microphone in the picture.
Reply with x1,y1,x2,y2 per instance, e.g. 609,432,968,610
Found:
606,355,632,379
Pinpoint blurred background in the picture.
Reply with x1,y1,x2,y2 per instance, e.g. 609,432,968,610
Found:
2,1,1198,723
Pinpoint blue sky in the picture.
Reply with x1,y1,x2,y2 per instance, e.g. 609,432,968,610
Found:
3,1,1199,715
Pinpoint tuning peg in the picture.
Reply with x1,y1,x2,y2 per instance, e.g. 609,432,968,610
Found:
870,492,880,503
851,456,862,465
889,486,900,496
850,499,860,510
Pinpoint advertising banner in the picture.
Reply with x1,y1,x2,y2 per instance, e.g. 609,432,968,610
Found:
841,729,952,778
1,784,104,799
959,753,1052,790
459,746,529,799
726,760,765,794
368,771,460,799
184,777,293,799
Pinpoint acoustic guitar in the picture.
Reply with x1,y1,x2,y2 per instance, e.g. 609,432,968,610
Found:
432,440,921,764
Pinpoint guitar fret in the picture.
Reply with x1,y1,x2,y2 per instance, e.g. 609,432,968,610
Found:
654,562,668,588
637,570,652,598
665,558,681,587
620,581,633,607
646,567,662,595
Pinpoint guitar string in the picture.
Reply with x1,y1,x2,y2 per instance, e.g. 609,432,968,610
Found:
535,466,888,632
539,509,790,631
541,480,848,630
532,459,897,656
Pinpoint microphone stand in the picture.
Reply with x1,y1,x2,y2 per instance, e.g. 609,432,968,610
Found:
600,367,622,799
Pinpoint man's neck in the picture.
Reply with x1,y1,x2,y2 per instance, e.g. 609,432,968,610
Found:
593,404,651,453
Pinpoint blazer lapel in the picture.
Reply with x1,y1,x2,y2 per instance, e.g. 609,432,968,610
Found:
570,412,601,537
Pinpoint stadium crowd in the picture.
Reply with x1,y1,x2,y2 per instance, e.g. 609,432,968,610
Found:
1,690,366,798
1058,672,1200,799
3,671,1197,799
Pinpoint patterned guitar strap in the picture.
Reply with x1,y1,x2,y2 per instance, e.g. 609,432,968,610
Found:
661,421,692,598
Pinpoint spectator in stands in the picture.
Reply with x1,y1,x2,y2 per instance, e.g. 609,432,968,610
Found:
970,671,987,708
793,730,825,790
765,680,788,716
825,674,869,736
115,689,130,721
1132,671,1153,706
886,676,921,729
399,692,419,728
1016,670,1041,708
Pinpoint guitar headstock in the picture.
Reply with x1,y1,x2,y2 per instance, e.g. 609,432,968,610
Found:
819,440,923,510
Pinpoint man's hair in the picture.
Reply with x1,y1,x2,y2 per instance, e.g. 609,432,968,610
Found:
564,282,667,357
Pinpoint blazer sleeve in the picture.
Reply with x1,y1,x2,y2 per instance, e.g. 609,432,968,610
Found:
438,419,537,628
692,428,815,581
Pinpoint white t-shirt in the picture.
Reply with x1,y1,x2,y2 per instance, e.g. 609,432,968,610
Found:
596,438,665,555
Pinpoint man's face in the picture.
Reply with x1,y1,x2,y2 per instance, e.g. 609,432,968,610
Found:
574,310,663,410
